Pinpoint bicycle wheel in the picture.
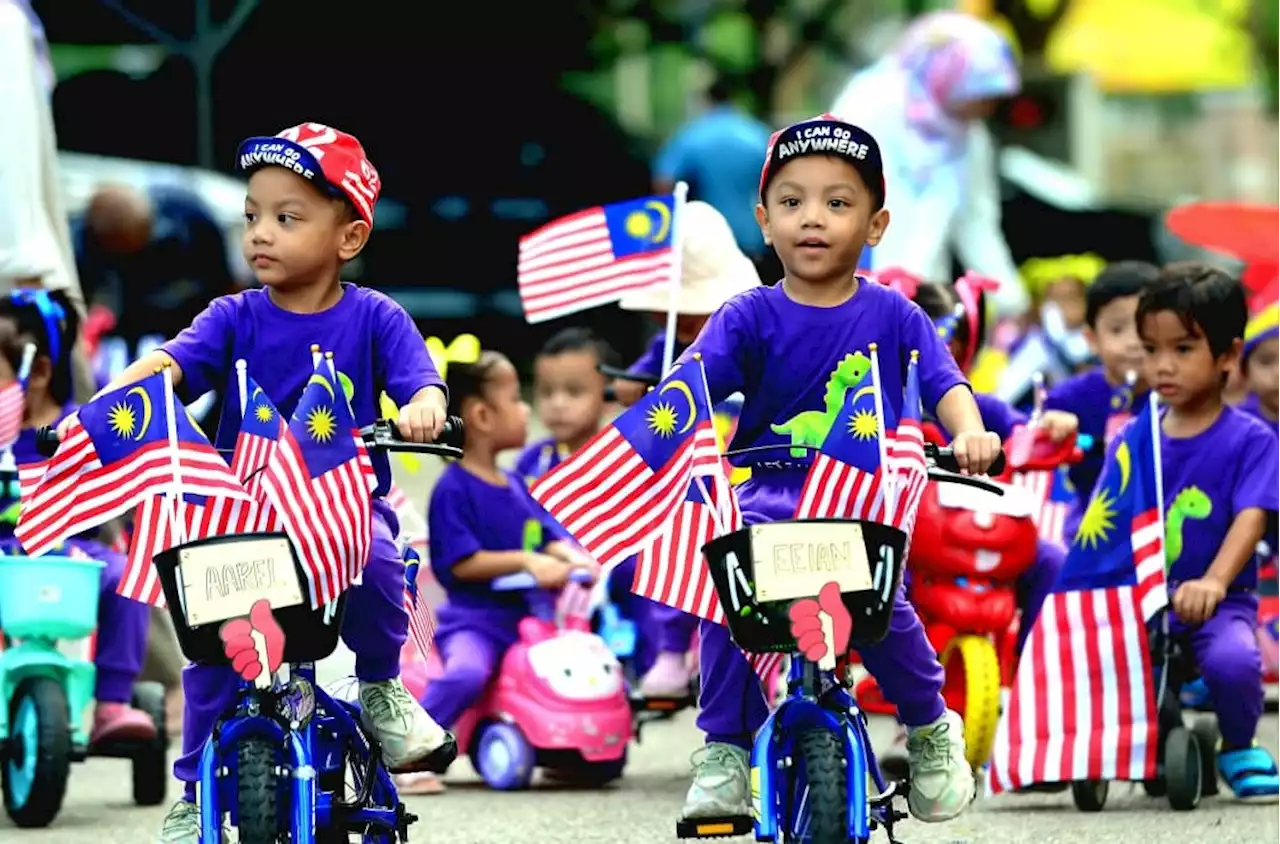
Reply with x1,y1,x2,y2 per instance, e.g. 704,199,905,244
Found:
790,729,848,844
236,738,280,843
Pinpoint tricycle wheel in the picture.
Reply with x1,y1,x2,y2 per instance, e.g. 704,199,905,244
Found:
1141,778,1166,797
1164,726,1202,811
2,676,71,827
236,738,280,843
940,635,1001,770
1070,780,1108,812
471,722,535,790
790,729,847,844
1190,716,1220,797
130,682,168,806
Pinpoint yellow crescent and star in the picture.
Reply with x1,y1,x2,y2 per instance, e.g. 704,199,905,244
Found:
108,385,154,441
624,199,672,245
1075,440,1131,550
845,385,879,441
646,379,696,438
251,386,274,424
304,373,338,443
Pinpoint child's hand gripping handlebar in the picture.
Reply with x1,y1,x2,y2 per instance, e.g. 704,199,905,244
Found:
924,443,1006,494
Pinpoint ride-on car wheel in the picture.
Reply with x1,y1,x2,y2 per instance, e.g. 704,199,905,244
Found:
471,722,535,790
1071,780,1108,812
544,750,628,787
1164,726,1202,811
940,634,1002,770
237,739,280,842
2,677,71,828
791,729,847,844
130,682,169,806
1190,716,1220,797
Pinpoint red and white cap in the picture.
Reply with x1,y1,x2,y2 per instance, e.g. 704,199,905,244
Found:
236,123,381,227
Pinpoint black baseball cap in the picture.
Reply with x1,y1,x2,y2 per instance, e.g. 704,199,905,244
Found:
758,113,886,209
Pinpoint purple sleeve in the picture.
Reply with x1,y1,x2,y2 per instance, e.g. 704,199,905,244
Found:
1044,377,1081,413
626,334,666,378
975,394,1025,441
676,299,753,404
1233,425,1280,515
512,444,539,483
161,297,236,401
372,293,445,407
899,297,968,413
427,477,481,577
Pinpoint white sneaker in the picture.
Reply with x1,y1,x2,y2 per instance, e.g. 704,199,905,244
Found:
156,800,225,843
359,678,456,771
681,743,751,819
906,709,975,822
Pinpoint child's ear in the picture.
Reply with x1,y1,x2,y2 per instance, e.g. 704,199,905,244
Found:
1083,325,1099,355
865,208,890,247
337,220,371,262
1219,337,1243,374
754,204,771,247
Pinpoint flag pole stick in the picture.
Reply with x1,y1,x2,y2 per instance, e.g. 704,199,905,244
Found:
310,343,322,371
660,181,690,377
868,343,896,518
161,364,186,546
235,358,248,418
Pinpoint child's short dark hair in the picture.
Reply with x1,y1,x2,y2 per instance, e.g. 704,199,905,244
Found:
1086,261,1159,327
0,289,80,405
1136,262,1247,358
444,351,510,417
538,327,620,369
911,282,971,353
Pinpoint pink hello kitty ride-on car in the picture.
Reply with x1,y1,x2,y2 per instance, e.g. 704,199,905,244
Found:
406,569,632,790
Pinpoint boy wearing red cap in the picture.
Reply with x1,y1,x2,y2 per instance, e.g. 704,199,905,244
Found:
70,123,455,842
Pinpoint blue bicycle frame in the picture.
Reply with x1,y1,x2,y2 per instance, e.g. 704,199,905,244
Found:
197,661,405,843
750,655,897,843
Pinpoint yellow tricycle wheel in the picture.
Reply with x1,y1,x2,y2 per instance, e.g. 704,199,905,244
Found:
940,634,1002,770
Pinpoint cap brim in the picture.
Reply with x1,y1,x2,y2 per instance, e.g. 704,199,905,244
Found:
235,137,336,196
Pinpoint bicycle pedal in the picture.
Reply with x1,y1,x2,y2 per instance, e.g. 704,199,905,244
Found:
389,733,458,774
675,816,753,838
635,693,694,713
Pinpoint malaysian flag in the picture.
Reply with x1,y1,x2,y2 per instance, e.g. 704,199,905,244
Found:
794,363,896,521
402,544,435,661
229,371,285,531
386,484,427,557
0,382,23,449
987,394,1166,794
260,358,377,608
517,194,676,323
531,357,719,569
886,352,928,540
118,493,262,607
1010,465,1074,545
17,371,251,557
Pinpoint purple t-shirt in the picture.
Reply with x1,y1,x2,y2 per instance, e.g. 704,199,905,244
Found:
162,284,443,496
1046,368,1146,535
513,436,567,486
428,462,568,617
1239,393,1279,434
1133,407,1279,589
677,281,967,467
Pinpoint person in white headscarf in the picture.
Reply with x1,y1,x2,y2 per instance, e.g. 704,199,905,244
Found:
832,12,1030,318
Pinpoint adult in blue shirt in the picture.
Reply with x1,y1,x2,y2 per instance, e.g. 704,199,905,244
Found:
652,78,780,281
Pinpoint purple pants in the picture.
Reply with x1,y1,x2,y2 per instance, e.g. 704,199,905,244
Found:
1177,592,1264,747
697,473,946,748
0,536,147,703
174,505,407,791
611,556,698,674
419,620,517,728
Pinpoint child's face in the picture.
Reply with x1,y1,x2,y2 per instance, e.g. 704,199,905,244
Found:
1246,336,1279,414
473,359,529,451
534,350,606,446
756,156,888,286
1139,310,1239,409
1087,295,1144,384
243,168,367,290
1043,277,1087,329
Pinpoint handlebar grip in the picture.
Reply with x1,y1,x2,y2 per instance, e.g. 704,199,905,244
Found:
436,416,465,449
492,572,537,591
930,446,1007,477
35,427,60,458
1077,433,1095,452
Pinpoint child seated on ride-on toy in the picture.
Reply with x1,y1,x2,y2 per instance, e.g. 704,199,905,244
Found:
1132,264,1279,800
0,289,157,745
910,279,1079,651
676,114,1002,826
415,352,599,792
516,328,698,698
55,124,457,843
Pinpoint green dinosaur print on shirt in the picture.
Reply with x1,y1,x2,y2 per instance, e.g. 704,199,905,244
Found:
771,352,871,457
1165,486,1212,568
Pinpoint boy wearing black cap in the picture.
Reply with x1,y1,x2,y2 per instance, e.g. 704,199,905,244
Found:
674,114,999,826
76,123,456,843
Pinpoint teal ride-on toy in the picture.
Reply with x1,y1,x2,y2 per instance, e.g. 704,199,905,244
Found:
0,551,169,827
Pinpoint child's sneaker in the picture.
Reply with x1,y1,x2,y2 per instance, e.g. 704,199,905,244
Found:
156,800,224,843
91,701,158,744
906,709,975,822
681,742,750,819
639,652,693,698
1218,742,1280,802
358,678,456,772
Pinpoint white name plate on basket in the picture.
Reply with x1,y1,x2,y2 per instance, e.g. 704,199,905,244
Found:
179,536,305,627
751,522,873,603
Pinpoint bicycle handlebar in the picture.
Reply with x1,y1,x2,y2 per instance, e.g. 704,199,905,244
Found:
492,567,596,592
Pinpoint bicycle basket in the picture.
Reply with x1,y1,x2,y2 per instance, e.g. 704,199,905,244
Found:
702,519,908,655
153,532,346,665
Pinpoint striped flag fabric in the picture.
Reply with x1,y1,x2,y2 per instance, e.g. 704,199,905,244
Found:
986,394,1167,794
385,483,427,557
402,544,435,661
259,358,377,608
517,194,676,323
118,493,263,607
17,371,251,557
1010,465,1073,546
794,361,896,522
229,373,285,532
531,357,719,569
886,352,928,540
0,382,23,448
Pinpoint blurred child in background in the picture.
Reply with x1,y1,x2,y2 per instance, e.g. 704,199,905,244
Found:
1238,298,1278,432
